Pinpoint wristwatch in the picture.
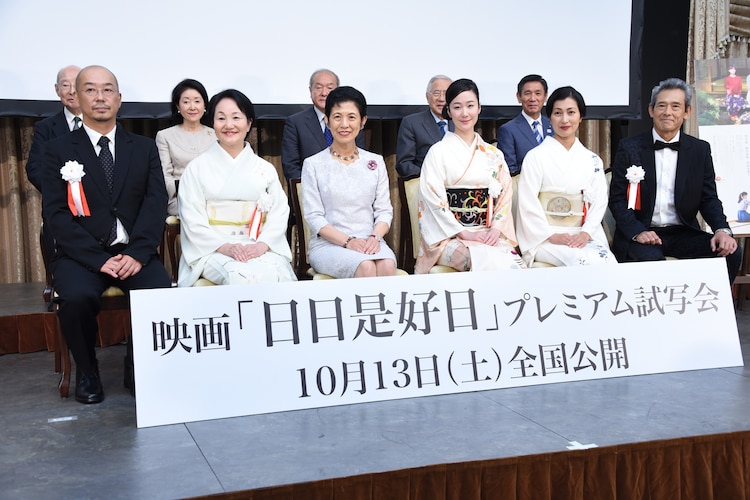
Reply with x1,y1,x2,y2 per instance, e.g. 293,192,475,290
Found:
716,227,733,236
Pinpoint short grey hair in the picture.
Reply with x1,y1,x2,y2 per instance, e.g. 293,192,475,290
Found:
309,69,339,88
426,74,452,94
649,78,692,108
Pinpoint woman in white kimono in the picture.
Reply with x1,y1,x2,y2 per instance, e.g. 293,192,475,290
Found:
178,89,296,286
302,86,396,278
516,86,616,267
417,78,526,273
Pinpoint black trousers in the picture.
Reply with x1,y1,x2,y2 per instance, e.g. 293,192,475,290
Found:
623,225,742,283
53,254,170,377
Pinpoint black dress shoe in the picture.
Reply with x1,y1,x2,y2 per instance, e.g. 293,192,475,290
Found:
123,361,135,397
75,374,104,404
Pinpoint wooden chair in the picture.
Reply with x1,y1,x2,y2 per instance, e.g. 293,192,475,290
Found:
289,178,334,280
397,174,456,275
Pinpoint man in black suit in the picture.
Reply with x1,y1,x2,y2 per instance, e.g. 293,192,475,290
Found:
609,77,741,281
42,65,170,404
396,75,453,177
26,65,82,191
281,68,365,180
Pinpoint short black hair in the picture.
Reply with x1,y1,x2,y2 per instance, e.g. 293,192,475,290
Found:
208,89,256,131
545,86,587,118
324,86,367,118
442,78,479,120
517,74,548,95
170,78,210,125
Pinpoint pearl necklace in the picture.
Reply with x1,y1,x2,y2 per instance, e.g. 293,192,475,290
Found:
330,147,359,161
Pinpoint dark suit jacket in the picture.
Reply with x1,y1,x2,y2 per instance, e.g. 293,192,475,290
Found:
281,106,366,180
395,110,454,177
26,110,72,191
41,126,167,273
497,113,552,175
608,132,730,261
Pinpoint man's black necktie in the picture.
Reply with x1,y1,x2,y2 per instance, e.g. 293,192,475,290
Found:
98,136,117,245
653,140,680,151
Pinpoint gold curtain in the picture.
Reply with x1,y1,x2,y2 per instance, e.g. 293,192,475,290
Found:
0,117,611,285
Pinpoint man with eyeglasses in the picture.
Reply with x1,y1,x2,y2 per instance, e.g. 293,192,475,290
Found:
42,65,170,404
281,68,365,181
497,74,553,176
26,65,82,192
396,75,453,177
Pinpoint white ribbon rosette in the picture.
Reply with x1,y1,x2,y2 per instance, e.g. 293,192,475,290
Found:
625,165,645,210
60,160,90,216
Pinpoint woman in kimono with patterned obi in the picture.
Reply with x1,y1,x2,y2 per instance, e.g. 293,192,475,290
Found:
516,86,616,267
416,78,526,273
177,89,296,286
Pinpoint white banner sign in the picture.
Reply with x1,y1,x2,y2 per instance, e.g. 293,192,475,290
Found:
131,259,742,428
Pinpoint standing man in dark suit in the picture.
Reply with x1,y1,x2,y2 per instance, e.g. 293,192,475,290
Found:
42,65,170,404
281,68,365,181
497,74,553,176
396,75,453,177
26,65,83,191
609,77,741,281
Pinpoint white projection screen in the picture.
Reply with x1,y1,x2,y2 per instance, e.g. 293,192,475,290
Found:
0,0,642,119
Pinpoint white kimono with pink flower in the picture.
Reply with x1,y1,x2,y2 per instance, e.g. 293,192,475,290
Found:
416,132,525,273
178,142,295,286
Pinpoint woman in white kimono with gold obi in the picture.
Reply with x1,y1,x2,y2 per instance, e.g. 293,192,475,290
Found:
516,86,615,267
416,79,526,273
178,89,296,286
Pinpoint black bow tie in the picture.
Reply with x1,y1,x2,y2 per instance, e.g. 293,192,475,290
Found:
653,140,680,151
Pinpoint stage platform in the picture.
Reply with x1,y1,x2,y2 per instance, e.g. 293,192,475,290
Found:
1,283,749,498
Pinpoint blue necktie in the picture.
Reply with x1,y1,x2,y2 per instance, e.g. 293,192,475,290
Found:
532,120,543,145
98,136,117,245
324,127,333,146
438,120,447,136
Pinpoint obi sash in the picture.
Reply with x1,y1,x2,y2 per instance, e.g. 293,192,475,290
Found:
446,187,489,227
538,190,585,227
206,200,262,238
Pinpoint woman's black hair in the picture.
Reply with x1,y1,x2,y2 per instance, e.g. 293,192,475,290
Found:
545,86,587,118
208,89,256,133
442,78,479,120
170,78,210,125
324,86,367,118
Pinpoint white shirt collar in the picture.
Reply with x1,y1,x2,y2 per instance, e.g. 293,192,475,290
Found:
63,107,82,131
652,129,681,143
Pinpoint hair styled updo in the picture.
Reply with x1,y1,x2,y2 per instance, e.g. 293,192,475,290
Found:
442,78,480,120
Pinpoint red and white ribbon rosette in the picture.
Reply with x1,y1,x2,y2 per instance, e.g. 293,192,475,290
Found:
60,160,90,216
625,165,645,210
248,191,273,240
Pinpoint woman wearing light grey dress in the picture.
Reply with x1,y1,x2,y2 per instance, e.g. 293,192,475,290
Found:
156,79,216,215
301,86,396,278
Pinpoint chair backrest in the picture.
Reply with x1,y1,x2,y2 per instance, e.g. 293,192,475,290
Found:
289,178,313,279
164,216,181,285
602,170,616,247
397,174,420,274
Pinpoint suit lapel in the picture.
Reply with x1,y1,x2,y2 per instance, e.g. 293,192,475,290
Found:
639,135,657,218
111,127,131,201
518,115,538,149
673,135,691,207
71,128,109,199
53,111,70,136
305,108,327,149
541,116,553,138
421,111,442,143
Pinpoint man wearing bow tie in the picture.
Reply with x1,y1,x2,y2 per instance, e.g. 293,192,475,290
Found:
609,77,741,280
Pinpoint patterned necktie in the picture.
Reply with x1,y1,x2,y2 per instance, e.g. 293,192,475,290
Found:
532,120,543,144
438,120,447,136
98,136,117,245
324,126,333,146
73,117,82,130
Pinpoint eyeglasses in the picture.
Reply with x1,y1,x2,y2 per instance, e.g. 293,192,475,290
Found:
58,82,74,92
429,90,447,97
